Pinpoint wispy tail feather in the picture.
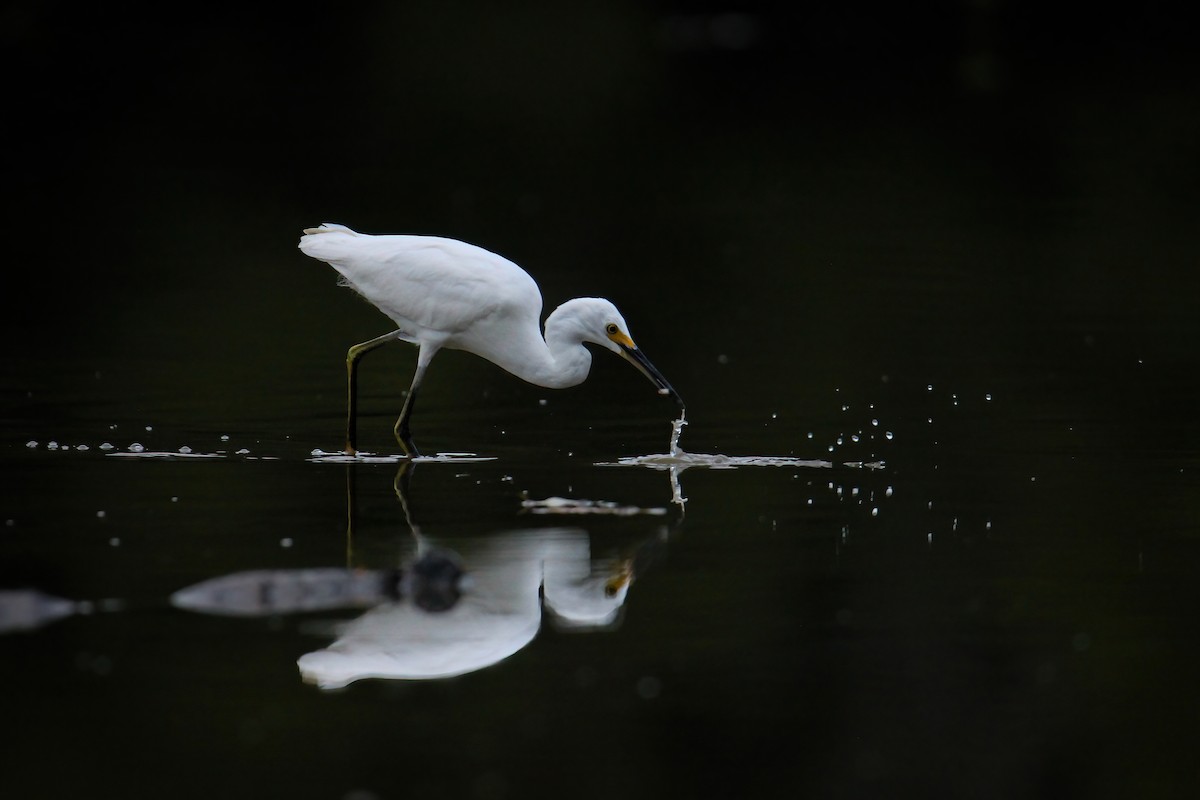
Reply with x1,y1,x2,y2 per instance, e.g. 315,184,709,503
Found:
301,222,358,236
298,222,364,263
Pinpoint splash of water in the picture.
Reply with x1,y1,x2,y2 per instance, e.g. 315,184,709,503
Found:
600,412,885,472
669,410,688,457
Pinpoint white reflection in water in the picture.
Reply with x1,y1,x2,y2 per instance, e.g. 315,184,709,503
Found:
165,459,669,690
170,530,653,688
0,591,125,633
296,528,638,689
0,589,80,633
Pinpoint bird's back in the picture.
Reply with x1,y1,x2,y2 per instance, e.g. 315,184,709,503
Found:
299,224,543,343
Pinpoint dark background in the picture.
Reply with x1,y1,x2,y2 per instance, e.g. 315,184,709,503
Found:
3,3,1199,799
5,1,1197,382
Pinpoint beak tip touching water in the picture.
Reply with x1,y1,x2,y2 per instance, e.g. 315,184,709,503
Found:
620,343,684,409
660,385,686,410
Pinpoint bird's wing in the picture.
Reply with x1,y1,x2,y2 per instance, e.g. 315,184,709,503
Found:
300,228,543,339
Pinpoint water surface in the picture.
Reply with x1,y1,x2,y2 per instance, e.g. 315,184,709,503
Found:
4,6,1200,799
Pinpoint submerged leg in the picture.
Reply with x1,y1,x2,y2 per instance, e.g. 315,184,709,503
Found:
345,330,405,455
394,360,429,458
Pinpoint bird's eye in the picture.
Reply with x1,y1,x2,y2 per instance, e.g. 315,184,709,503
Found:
605,323,619,335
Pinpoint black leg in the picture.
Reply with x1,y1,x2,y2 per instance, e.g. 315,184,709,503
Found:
393,359,429,458
394,385,421,457
344,331,402,455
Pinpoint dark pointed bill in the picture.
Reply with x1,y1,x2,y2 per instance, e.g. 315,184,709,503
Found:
618,343,685,409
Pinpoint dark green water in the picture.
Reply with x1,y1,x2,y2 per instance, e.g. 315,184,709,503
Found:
4,5,1199,799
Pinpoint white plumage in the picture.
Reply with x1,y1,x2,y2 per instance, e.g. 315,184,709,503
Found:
299,223,682,456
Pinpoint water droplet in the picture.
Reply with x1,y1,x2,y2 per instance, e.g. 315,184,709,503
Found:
96,511,106,519
985,393,992,401
851,434,860,443
220,434,230,441
178,446,192,454
927,384,934,392
145,426,153,432
47,441,59,450
885,486,894,497
25,440,37,448
871,508,879,517
77,445,89,451
129,443,145,453
280,538,294,548
99,442,114,450
871,419,879,426
236,448,250,455
885,431,894,440
109,537,120,547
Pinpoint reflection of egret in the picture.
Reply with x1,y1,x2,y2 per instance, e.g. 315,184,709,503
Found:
169,464,669,688
299,223,684,456
296,528,633,689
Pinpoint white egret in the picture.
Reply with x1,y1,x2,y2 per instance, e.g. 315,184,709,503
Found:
299,223,684,456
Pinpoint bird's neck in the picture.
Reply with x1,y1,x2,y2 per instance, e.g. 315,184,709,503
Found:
492,307,588,389
529,323,592,389
479,302,593,389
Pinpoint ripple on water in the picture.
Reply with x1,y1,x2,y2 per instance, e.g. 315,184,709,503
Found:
521,497,668,516
306,450,497,464
604,415,886,472
600,452,884,471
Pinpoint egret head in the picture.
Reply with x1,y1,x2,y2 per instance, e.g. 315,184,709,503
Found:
551,298,684,408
